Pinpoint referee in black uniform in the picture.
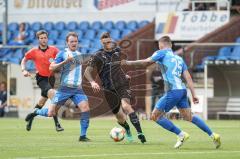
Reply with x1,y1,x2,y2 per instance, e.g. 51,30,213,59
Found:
85,32,146,143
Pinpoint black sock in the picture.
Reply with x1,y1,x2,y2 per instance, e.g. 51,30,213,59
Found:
129,112,143,134
34,104,42,109
53,116,60,127
118,121,130,132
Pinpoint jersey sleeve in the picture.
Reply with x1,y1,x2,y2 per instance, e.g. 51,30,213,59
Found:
87,55,103,72
150,50,165,62
54,51,64,64
24,49,35,60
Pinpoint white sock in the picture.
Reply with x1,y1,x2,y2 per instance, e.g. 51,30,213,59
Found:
178,131,185,138
210,133,215,139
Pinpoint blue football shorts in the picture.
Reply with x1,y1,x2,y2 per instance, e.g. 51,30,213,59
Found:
155,89,189,112
52,86,88,106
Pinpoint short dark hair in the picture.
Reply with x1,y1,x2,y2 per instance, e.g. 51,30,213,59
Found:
66,32,78,42
36,30,48,39
100,32,111,40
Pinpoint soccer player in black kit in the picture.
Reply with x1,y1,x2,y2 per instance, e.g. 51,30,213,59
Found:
84,32,146,143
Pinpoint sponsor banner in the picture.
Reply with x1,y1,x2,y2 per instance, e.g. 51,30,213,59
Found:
0,0,5,14
9,0,87,14
8,0,188,14
92,0,154,12
155,11,230,41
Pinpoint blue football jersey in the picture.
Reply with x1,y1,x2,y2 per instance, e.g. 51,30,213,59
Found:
54,48,84,88
150,48,187,91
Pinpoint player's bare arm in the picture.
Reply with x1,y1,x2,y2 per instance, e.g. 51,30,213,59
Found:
49,55,73,71
21,57,31,77
122,57,155,67
84,66,100,93
183,70,199,104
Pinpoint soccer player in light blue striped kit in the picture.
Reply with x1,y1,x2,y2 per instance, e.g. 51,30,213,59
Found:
30,32,90,141
122,36,221,149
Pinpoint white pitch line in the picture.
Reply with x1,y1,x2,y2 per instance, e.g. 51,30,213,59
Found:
15,150,240,159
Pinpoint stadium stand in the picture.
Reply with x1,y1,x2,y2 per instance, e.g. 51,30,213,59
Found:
217,98,240,119
195,37,240,72
0,20,150,66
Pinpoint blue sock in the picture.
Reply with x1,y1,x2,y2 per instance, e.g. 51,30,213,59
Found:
36,108,48,117
156,117,181,135
192,115,213,136
80,111,90,137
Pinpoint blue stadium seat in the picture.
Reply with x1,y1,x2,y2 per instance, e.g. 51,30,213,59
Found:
49,30,59,40
56,39,65,45
55,21,66,31
80,47,88,54
195,56,214,71
79,21,90,31
75,30,83,39
48,39,55,45
91,40,102,49
7,32,13,42
103,21,114,31
127,20,138,31
139,20,150,28
31,22,42,32
235,37,240,43
25,30,35,43
56,40,66,50
229,46,240,60
96,29,108,38
216,46,233,60
88,48,99,54
8,23,18,32
8,57,20,64
92,21,103,30
121,29,132,38
80,39,91,48
25,60,36,71
67,21,78,31
0,23,3,31
12,49,24,60
11,31,19,39
59,30,69,40
83,29,96,40
43,22,55,31
32,39,39,46
110,29,121,41
115,21,126,31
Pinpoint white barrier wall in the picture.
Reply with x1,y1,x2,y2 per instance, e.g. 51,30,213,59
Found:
7,64,50,118
7,0,189,23
155,11,230,41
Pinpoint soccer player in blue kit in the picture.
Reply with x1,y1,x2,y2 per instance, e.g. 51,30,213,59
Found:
27,32,90,141
122,36,221,149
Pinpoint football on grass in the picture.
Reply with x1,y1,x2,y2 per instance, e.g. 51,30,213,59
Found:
110,127,125,142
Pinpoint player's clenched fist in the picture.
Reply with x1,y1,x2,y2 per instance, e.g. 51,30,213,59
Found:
90,81,101,93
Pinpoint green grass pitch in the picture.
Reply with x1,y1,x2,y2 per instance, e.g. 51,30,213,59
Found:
0,118,240,159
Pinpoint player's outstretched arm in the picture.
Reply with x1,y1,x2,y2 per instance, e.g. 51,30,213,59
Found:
21,57,31,77
183,70,199,104
84,66,100,93
122,58,155,67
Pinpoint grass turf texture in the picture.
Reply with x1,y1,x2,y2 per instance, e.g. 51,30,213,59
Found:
0,118,240,159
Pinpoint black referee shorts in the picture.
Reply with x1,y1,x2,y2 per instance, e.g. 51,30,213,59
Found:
103,86,132,114
35,74,54,98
